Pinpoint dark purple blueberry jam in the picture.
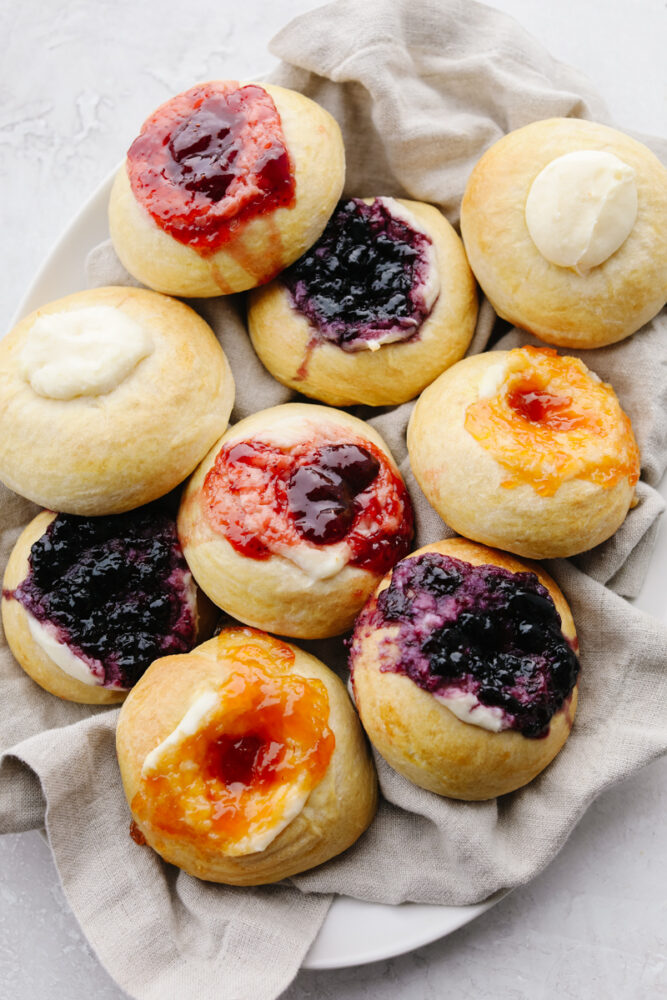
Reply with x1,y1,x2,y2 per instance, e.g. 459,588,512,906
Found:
351,553,579,738
287,444,380,545
281,197,437,351
4,506,197,689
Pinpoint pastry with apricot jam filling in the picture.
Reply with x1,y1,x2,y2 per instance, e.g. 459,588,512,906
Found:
109,81,345,296
116,627,377,884
178,403,414,638
408,346,640,559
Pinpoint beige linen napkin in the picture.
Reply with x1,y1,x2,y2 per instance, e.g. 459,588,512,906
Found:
2,1,667,998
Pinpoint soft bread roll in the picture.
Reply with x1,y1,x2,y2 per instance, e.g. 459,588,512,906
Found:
460,118,667,348
178,403,414,638
248,197,478,406
1,508,216,704
350,538,579,801
116,626,378,884
407,346,640,559
109,82,345,297
0,286,235,515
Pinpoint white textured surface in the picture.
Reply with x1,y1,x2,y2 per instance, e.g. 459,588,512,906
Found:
1,1,666,997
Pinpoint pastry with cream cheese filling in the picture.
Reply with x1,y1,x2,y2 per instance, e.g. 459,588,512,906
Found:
460,118,667,348
248,196,477,406
407,345,640,559
350,538,579,801
1,505,216,704
109,81,345,297
178,403,414,638
0,286,235,515
116,626,377,884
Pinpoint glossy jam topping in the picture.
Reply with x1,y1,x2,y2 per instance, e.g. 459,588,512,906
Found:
281,197,438,352
127,82,295,254
350,552,579,738
465,346,640,497
132,629,335,853
202,427,413,577
5,506,197,689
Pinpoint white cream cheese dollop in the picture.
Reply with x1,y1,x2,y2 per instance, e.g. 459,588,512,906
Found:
525,150,638,273
25,613,113,688
435,689,505,732
20,306,154,399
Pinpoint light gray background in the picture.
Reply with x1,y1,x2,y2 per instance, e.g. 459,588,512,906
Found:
1,1,666,997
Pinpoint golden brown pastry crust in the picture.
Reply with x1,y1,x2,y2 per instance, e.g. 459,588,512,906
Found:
351,537,579,801
178,403,412,639
116,628,378,884
407,350,639,559
0,286,235,515
1,510,217,704
247,199,478,406
109,83,345,297
460,118,667,348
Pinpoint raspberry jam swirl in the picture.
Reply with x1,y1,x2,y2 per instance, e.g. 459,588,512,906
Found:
281,197,438,352
126,81,295,254
350,552,579,738
4,505,197,689
465,346,640,497
132,629,335,854
202,429,414,577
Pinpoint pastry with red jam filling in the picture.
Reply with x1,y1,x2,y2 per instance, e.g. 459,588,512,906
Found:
2,504,216,704
0,286,234,516
116,626,377,884
408,345,640,559
350,538,579,800
109,81,345,297
178,403,414,638
248,196,477,406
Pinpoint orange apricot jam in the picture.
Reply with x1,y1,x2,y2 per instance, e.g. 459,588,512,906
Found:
464,346,640,496
131,629,335,855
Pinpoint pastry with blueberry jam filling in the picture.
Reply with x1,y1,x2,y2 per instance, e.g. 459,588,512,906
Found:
2,504,216,704
178,403,414,638
109,80,345,297
350,538,579,800
116,626,377,884
248,196,477,406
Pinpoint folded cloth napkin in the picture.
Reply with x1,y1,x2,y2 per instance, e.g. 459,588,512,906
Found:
2,1,667,998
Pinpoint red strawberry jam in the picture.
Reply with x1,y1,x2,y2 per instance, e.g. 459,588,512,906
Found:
126,82,295,254
350,552,579,738
4,504,197,689
202,434,413,576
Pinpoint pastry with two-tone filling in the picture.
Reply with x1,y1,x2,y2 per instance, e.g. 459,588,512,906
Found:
407,345,640,559
1,504,216,704
461,118,667,348
248,196,478,406
0,286,235,516
350,538,580,800
109,80,345,297
116,626,377,884
178,403,414,638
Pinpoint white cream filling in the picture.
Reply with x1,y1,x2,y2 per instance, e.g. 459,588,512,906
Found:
142,688,312,855
434,689,505,732
20,306,154,399
477,357,509,399
525,150,637,273
26,613,109,688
